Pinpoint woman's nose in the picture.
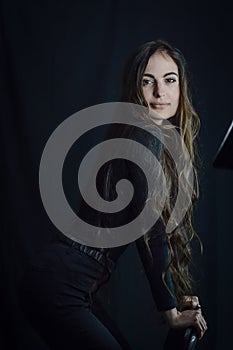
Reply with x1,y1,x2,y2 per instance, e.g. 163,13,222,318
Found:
153,83,165,97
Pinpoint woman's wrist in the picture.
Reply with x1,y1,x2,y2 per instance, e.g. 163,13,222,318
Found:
163,308,180,327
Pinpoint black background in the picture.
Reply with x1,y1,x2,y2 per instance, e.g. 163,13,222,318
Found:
1,1,233,349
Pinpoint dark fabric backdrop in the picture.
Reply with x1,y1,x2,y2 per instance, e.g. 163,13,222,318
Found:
1,1,232,349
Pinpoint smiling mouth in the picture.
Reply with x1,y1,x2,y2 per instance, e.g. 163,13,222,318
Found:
150,103,169,109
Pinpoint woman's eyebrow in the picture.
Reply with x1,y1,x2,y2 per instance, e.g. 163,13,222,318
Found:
143,73,154,79
143,72,178,79
164,72,178,77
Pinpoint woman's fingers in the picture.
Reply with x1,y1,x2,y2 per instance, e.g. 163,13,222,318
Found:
165,308,207,340
193,311,207,339
196,309,207,328
177,309,207,339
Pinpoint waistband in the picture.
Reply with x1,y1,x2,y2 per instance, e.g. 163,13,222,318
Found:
58,234,115,272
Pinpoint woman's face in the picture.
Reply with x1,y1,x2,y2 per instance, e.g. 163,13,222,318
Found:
142,51,180,124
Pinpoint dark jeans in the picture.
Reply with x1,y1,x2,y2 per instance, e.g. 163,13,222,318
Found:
19,241,131,350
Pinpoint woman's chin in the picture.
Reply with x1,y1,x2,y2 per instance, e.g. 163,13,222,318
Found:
148,110,169,125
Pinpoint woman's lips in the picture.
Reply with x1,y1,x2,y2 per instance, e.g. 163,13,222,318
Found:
150,103,169,109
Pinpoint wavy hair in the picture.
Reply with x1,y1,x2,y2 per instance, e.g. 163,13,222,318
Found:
120,39,201,307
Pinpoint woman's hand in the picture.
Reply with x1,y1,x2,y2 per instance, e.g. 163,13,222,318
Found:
163,307,207,340
181,295,201,310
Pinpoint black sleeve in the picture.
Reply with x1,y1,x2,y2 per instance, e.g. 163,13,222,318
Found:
135,223,177,312
125,125,177,312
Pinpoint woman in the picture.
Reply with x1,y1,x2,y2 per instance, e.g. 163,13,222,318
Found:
19,39,207,349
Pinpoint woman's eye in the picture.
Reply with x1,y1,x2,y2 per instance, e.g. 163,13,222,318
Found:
165,77,177,83
142,79,154,86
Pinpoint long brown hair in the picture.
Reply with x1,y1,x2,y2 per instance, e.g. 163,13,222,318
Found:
120,39,201,307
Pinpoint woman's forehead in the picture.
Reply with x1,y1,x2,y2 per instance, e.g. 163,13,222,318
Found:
145,52,178,76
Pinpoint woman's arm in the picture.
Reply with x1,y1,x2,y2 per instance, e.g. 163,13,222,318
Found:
136,230,207,339
135,228,178,312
